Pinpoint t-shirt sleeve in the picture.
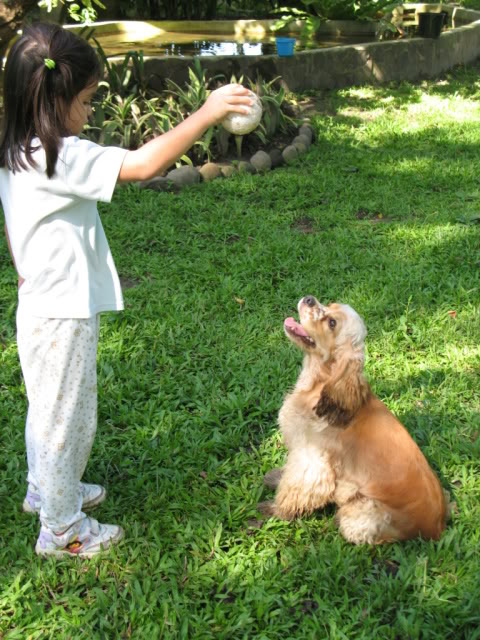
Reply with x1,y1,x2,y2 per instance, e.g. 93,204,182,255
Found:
60,137,128,203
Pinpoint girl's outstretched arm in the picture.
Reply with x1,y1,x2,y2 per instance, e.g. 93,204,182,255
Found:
118,84,252,183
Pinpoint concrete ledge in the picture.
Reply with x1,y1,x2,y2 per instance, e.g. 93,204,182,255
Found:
76,18,371,38
87,5,480,92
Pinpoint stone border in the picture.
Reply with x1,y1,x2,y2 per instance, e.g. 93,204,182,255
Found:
139,124,315,192
134,4,480,92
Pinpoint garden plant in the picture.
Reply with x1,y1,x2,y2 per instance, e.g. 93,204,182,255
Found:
85,49,299,164
1,60,480,638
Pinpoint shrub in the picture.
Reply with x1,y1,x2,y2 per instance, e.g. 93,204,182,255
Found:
85,47,300,164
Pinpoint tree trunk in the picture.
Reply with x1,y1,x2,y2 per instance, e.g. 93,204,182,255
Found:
0,0,37,62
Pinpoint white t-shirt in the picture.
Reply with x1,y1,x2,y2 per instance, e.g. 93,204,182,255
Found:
0,136,128,318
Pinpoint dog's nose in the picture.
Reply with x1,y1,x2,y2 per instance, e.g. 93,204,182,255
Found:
303,296,316,307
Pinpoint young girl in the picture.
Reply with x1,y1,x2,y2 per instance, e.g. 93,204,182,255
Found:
0,22,252,558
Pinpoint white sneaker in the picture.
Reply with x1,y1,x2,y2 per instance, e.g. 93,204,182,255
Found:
23,482,106,514
35,516,124,558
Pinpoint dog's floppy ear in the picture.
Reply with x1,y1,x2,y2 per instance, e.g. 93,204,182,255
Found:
314,354,369,426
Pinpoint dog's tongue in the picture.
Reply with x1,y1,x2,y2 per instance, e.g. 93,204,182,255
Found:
284,317,309,337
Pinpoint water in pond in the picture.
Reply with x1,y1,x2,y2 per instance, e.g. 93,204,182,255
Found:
96,31,377,57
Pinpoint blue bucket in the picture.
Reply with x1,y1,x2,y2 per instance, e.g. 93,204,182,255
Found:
275,37,296,57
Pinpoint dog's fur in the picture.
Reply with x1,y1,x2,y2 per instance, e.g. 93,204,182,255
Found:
260,296,449,544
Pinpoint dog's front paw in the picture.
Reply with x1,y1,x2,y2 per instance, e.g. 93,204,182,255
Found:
257,500,297,520
263,467,284,489
257,500,277,517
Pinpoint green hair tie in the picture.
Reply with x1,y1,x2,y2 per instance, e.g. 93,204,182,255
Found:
44,58,56,70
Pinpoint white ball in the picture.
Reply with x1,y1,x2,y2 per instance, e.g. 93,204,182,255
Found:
221,92,263,136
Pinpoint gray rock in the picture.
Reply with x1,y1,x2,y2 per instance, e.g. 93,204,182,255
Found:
293,141,308,154
139,176,174,192
250,150,272,173
166,165,201,187
269,148,284,168
292,134,311,148
282,145,298,164
220,165,236,178
299,124,314,142
199,162,222,182
238,161,256,174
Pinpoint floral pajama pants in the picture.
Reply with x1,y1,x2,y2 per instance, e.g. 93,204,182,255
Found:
16,306,100,533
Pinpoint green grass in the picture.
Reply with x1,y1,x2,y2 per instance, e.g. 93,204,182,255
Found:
1,61,480,640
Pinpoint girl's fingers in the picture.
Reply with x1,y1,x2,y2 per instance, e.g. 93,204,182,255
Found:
225,83,251,93
227,95,254,105
227,105,252,114
209,84,256,115
219,83,252,97
230,93,257,113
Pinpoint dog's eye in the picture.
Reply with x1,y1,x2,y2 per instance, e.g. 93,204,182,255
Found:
328,318,337,330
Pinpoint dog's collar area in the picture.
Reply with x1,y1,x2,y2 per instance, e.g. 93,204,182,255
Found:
284,317,315,346
314,392,354,427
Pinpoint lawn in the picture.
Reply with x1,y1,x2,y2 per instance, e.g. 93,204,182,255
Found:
1,61,479,640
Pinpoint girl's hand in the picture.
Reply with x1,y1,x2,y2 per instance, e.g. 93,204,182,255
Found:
201,84,253,127
118,84,253,183
18,276,25,289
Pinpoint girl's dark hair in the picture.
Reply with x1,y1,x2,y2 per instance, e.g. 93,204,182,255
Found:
0,22,100,178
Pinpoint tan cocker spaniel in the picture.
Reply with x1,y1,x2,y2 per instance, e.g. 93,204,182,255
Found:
260,296,449,544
